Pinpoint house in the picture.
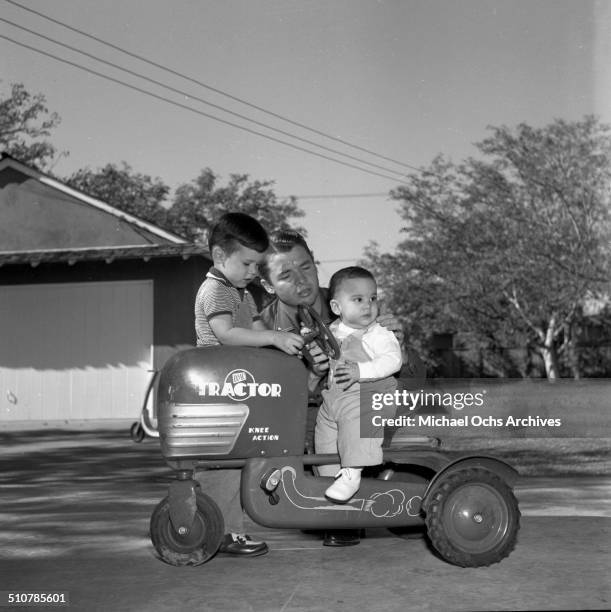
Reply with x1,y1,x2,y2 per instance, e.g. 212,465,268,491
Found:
0,154,212,428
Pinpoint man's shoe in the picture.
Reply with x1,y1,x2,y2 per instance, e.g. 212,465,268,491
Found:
217,533,268,556
323,529,361,547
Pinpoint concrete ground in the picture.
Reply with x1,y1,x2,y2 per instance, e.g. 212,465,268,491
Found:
0,429,609,612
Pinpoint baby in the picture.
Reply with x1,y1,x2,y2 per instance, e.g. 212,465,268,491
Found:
315,266,402,502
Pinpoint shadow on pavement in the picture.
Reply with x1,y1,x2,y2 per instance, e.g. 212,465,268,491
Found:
1,430,172,560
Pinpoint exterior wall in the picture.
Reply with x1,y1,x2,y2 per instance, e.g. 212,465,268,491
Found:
0,255,211,347
0,280,153,422
0,255,211,426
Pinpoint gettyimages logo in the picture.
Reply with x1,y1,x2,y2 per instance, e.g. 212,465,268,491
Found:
197,368,281,402
371,388,486,411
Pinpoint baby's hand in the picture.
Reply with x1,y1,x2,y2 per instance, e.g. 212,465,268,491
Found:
334,360,359,390
272,331,305,355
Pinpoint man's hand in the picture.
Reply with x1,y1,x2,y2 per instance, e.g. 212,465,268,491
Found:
334,360,359,390
305,342,330,377
376,312,404,345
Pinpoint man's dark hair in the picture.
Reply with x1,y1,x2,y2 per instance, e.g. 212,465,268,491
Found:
259,229,314,281
328,266,375,299
208,212,269,254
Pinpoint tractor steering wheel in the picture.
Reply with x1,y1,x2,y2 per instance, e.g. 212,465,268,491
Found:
296,305,340,366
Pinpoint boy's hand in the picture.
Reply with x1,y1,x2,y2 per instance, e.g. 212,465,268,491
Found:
272,331,305,355
304,342,330,377
334,360,359,390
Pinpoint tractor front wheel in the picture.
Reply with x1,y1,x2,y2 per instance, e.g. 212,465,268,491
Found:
150,491,224,566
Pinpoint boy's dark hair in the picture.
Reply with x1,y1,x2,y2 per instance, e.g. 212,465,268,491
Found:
259,229,314,281
328,266,375,299
208,212,269,254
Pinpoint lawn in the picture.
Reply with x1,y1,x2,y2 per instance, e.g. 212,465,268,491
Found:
439,437,611,476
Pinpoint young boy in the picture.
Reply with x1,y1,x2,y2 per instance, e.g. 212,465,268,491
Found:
194,212,304,557
315,266,402,502
195,212,304,354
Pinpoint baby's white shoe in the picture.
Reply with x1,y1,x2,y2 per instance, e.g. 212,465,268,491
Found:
325,467,362,503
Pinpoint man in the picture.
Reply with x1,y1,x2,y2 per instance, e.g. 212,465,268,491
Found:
259,230,405,546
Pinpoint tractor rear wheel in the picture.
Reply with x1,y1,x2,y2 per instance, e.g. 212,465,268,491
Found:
425,467,520,567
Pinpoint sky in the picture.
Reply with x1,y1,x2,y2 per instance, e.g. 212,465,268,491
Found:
2,0,610,284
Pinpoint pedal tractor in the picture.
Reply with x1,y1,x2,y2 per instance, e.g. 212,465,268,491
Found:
150,306,520,567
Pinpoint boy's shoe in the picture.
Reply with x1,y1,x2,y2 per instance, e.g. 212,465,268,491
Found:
325,467,362,503
217,533,268,556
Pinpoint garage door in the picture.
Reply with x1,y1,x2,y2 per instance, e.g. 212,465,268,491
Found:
0,280,153,423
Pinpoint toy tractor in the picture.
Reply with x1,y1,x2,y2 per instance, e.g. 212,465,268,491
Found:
149,309,520,568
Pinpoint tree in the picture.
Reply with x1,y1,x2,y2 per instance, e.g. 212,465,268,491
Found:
365,116,611,379
64,164,307,247
66,162,171,228
167,168,306,243
0,82,62,171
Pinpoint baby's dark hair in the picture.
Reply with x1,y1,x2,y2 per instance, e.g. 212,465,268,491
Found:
259,229,314,281
208,212,269,254
328,266,376,299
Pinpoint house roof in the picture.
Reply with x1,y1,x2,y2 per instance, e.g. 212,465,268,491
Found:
0,243,210,268
0,154,187,251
